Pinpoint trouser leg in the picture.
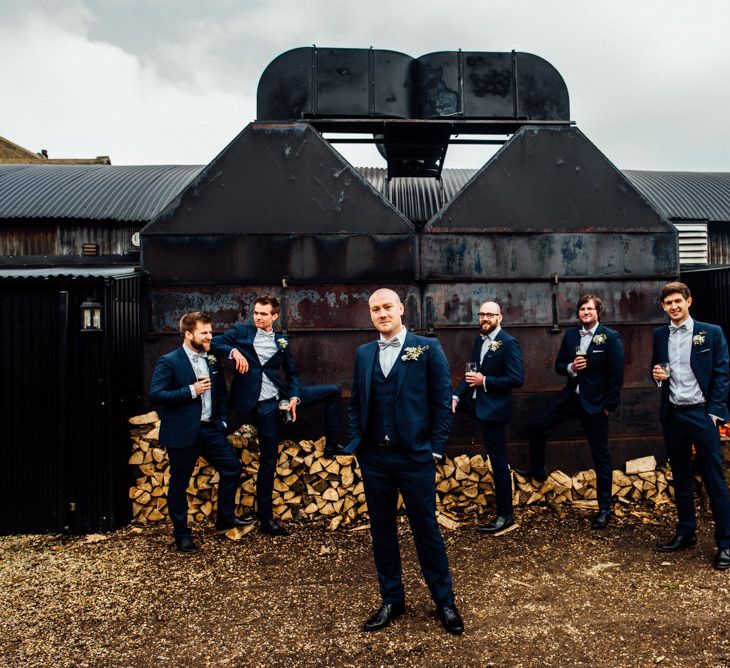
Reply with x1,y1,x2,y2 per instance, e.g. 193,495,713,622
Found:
480,420,512,516
166,442,201,538
199,423,243,527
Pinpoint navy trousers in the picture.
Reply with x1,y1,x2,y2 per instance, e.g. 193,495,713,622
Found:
297,383,343,441
664,406,730,548
528,393,613,512
358,445,455,607
457,395,513,517
166,422,243,538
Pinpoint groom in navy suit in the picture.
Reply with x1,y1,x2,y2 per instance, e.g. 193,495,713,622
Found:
453,300,524,535
516,294,624,529
346,288,463,635
651,281,730,570
149,312,250,553
212,295,342,537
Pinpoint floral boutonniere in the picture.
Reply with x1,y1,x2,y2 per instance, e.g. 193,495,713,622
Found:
206,354,217,365
401,345,430,361
693,331,707,346
277,337,288,350
488,340,502,352
592,333,607,346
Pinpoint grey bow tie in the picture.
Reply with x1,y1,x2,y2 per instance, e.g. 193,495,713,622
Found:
192,353,208,362
378,337,400,350
257,329,275,340
580,329,592,337
481,334,491,342
669,324,688,333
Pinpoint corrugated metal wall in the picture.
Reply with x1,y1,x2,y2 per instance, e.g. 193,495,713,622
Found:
0,274,143,534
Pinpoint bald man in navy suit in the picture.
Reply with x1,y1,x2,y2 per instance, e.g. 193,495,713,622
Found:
345,288,463,636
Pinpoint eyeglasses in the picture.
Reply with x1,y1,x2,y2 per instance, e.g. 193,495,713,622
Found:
478,313,500,319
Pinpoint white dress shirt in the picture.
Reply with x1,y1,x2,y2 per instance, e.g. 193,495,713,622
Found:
183,345,212,421
378,327,406,377
667,316,706,406
253,328,280,401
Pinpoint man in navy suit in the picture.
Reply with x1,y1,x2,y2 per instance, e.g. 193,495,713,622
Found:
212,295,342,536
651,281,730,570
515,294,624,529
346,288,463,635
149,312,250,553
453,300,524,535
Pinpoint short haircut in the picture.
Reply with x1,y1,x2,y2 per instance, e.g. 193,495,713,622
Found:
179,311,212,336
576,294,603,319
255,295,280,315
660,281,691,302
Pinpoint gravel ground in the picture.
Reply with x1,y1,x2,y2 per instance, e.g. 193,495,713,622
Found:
2,504,729,667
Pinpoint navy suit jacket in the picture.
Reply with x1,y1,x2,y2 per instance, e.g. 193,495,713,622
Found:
346,331,452,461
211,324,301,414
454,329,524,422
554,324,624,414
651,320,730,422
149,347,229,449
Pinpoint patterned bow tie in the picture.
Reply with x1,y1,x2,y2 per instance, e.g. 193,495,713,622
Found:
257,329,275,340
480,334,491,342
378,337,400,350
579,329,593,337
669,323,688,333
192,353,208,362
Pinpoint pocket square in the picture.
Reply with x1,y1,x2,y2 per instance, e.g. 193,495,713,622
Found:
699,348,710,354
591,350,605,354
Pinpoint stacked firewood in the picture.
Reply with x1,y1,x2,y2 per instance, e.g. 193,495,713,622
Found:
128,412,674,531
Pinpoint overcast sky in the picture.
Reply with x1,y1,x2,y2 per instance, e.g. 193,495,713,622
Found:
2,0,729,172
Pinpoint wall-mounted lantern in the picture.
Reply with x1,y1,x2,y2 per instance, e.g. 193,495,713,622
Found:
80,297,103,331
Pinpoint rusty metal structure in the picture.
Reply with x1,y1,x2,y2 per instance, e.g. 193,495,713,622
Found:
141,47,678,470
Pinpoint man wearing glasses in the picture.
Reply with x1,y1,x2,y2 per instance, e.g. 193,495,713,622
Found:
452,301,524,534
514,294,624,530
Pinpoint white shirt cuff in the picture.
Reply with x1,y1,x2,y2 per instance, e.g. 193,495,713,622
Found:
567,363,577,377
189,384,196,398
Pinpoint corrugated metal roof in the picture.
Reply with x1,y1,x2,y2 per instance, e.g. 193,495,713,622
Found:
0,164,203,222
0,265,140,279
623,170,730,223
356,168,476,225
1,162,728,226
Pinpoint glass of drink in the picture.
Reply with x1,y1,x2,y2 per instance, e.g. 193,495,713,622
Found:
658,362,670,387
279,399,293,423
465,362,478,373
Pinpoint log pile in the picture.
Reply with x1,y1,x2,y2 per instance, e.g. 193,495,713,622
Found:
129,412,675,531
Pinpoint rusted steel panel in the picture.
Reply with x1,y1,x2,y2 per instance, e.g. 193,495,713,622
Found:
419,233,677,280
143,234,416,285
421,281,669,328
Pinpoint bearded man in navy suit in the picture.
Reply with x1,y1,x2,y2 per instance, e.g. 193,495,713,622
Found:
345,288,463,636
149,312,250,554
651,281,730,570
453,300,524,535
212,295,342,537
515,294,624,530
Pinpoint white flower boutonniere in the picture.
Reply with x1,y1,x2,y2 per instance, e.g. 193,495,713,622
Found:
401,345,430,361
277,337,288,349
488,340,502,352
693,331,707,346
206,354,217,365
592,333,607,346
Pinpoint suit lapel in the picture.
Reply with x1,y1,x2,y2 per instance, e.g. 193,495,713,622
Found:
176,346,197,384
659,325,670,363
395,331,415,399
361,341,378,420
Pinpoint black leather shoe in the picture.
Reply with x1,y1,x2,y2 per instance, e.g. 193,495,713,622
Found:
216,516,256,532
175,535,198,554
477,515,515,534
656,533,697,552
714,548,730,570
512,467,548,483
363,601,406,631
591,510,612,530
437,604,464,635
259,517,289,536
